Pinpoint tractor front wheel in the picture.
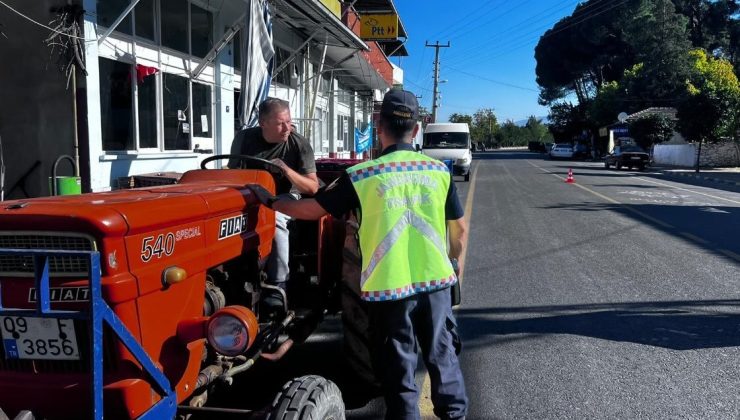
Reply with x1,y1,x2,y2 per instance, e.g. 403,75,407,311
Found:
267,375,345,420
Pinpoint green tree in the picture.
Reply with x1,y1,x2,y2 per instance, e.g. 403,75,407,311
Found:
623,0,693,106
448,113,473,125
535,0,637,106
628,114,676,149
672,0,740,54
677,49,740,142
547,102,588,143
588,81,627,129
471,108,499,146
525,116,552,142
496,121,528,147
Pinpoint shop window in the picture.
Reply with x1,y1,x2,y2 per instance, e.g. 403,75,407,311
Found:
233,32,242,72
96,0,132,35
134,0,156,41
99,58,134,151
337,84,351,105
191,3,213,58
137,70,158,148
234,90,242,131
163,73,190,150
192,82,212,137
313,107,324,153
161,0,188,53
338,115,349,152
273,47,297,87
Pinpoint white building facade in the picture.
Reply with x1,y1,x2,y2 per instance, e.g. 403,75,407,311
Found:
0,0,403,196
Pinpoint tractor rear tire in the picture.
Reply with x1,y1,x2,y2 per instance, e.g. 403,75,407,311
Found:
267,375,345,420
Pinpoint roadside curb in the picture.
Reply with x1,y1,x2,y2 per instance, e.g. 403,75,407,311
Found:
659,170,740,187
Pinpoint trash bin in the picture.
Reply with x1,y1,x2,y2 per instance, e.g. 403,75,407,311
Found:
49,176,82,196
443,159,454,173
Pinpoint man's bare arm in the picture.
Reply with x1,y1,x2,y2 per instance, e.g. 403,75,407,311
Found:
272,198,327,220
272,159,319,195
447,216,467,260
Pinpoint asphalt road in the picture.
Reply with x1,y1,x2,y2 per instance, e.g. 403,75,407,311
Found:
206,150,740,419
458,150,740,419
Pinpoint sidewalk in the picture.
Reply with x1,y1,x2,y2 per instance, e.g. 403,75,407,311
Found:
653,165,740,187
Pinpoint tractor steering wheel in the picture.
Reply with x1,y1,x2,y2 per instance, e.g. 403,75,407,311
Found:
200,154,285,178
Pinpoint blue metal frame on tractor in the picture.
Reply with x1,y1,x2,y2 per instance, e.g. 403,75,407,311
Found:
0,249,177,420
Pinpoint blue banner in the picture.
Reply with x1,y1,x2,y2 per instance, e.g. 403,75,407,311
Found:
355,123,373,153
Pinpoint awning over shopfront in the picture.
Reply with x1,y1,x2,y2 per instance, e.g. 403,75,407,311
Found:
271,0,390,93
272,0,369,51
324,44,390,92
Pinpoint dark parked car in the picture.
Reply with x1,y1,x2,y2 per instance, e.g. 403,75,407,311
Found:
528,141,547,152
604,145,650,170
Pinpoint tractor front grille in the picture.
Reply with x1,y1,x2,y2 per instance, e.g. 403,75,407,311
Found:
0,232,96,277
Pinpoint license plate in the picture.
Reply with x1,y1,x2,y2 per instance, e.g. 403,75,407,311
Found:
1,316,80,360
630,156,642,160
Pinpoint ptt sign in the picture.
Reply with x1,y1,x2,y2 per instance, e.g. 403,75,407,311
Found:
360,14,399,40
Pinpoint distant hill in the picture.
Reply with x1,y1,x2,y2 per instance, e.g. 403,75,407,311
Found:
514,116,549,127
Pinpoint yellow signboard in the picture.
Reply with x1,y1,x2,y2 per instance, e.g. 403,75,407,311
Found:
360,14,399,40
319,0,341,18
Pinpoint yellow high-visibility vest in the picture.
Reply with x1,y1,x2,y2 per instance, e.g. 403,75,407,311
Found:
347,150,456,301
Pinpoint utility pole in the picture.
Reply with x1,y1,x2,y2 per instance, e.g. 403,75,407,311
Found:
425,41,450,123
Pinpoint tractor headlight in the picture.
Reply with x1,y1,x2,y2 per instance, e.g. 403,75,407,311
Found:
206,306,258,357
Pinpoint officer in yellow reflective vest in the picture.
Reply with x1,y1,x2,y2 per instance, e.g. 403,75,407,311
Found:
248,89,469,420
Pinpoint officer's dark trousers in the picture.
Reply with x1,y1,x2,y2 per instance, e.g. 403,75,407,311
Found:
368,287,468,420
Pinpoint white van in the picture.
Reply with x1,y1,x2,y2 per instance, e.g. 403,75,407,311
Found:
421,123,472,181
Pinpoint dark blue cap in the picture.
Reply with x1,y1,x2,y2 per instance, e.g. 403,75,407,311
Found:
380,89,418,120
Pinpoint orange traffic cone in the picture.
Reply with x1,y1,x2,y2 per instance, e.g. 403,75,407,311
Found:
565,168,575,183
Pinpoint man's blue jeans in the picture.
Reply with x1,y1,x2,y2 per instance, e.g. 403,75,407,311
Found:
267,211,291,287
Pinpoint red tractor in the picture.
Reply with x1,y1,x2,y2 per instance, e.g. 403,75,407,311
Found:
0,156,370,419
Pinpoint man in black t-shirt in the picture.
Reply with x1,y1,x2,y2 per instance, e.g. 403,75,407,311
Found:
229,98,319,309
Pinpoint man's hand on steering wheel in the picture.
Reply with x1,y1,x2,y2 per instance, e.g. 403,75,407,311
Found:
269,158,289,174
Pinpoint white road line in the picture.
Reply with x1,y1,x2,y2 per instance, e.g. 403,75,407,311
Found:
635,175,740,205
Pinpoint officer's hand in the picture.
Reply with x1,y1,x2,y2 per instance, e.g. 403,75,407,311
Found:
270,158,288,173
450,258,460,276
247,184,277,208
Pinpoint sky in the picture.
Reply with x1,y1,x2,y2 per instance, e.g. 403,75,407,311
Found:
392,0,585,123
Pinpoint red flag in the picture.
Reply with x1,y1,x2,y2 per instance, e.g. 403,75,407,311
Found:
136,64,159,84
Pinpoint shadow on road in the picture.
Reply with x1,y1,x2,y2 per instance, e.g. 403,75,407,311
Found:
456,300,740,351
473,151,550,160
537,202,740,265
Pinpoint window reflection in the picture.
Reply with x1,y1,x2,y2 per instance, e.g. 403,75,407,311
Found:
163,73,190,150
99,58,134,151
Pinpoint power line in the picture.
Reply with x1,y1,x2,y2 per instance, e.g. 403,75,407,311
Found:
444,0,580,61
405,77,433,93
445,0,538,44
452,0,615,65
434,0,512,42
443,65,539,92
452,0,630,68
541,0,631,40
